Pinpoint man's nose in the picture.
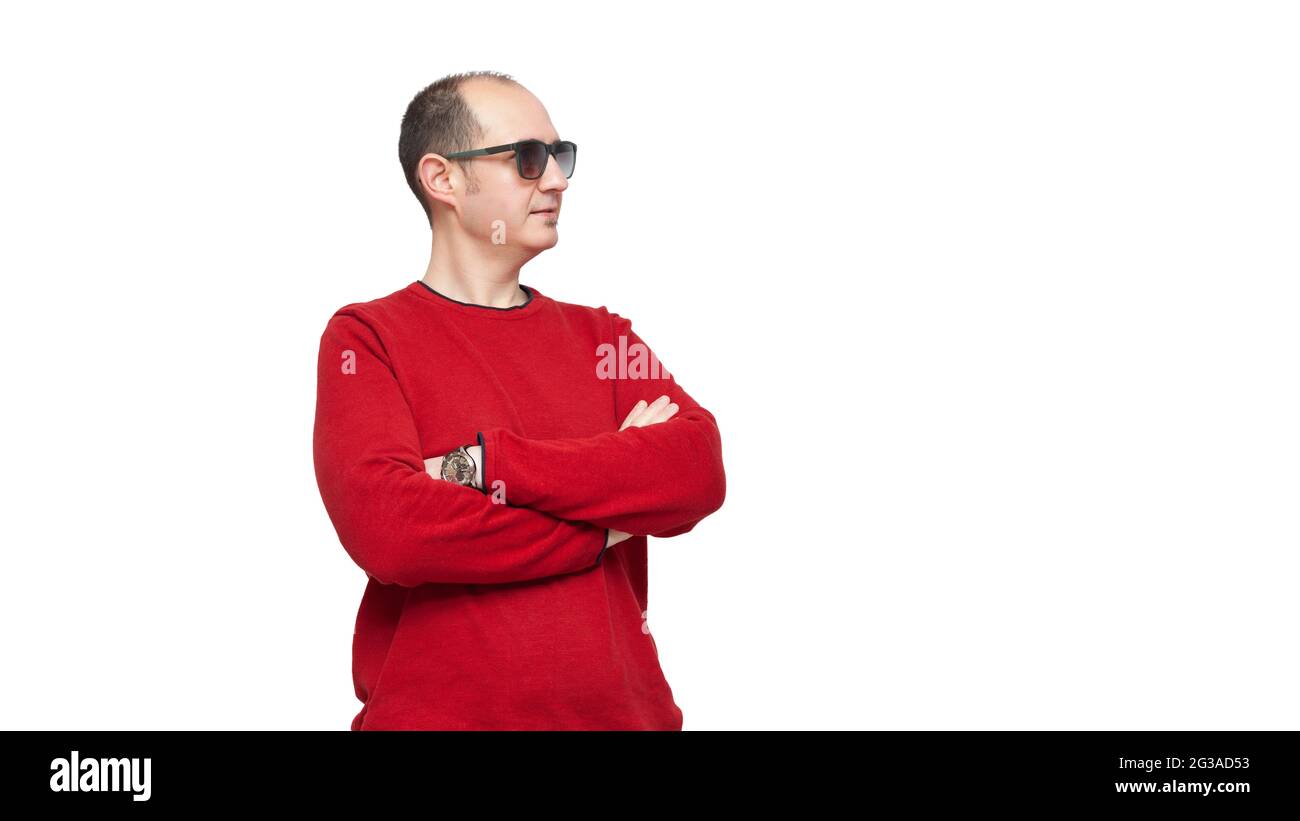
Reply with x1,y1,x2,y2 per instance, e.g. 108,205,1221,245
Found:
537,155,569,191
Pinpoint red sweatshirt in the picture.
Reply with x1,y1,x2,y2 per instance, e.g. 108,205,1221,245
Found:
312,279,726,730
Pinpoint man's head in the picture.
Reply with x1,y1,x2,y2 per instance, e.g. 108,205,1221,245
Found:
398,71,570,261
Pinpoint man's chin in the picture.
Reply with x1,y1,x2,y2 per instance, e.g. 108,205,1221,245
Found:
526,227,559,248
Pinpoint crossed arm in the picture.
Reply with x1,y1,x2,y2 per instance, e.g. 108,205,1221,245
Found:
313,309,726,587
426,393,688,551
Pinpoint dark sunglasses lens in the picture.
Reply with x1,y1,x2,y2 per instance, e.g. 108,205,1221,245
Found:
518,142,548,178
555,142,576,178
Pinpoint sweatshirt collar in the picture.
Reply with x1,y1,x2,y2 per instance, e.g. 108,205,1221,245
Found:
408,280,546,320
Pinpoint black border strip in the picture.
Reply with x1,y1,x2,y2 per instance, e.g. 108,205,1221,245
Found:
418,280,533,311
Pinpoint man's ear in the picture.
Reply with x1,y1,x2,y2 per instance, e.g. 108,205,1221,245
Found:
420,153,459,210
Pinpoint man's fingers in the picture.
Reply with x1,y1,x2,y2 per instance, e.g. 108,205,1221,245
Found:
619,399,648,431
643,398,678,426
620,395,674,430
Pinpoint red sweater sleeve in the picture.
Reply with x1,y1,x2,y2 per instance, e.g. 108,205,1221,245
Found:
477,311,726,538
313,311,610,586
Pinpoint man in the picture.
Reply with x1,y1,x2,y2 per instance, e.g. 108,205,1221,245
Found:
312,71,727,730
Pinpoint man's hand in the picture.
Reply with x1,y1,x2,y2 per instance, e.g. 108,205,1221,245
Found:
620,394,678,431
602,395,676,549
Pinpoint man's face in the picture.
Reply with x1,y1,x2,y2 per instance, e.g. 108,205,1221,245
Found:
436,80,570,257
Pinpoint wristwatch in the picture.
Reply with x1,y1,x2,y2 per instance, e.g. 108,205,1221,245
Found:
439,443,477,487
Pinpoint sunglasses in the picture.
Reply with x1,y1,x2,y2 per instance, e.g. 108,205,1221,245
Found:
444,139,577,180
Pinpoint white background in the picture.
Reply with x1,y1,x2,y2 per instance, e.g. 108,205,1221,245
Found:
1,1,1296,730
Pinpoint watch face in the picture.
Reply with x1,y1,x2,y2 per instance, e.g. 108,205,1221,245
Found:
441,450,474,485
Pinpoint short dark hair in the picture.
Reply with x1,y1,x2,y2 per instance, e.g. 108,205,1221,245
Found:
398,70,519,226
